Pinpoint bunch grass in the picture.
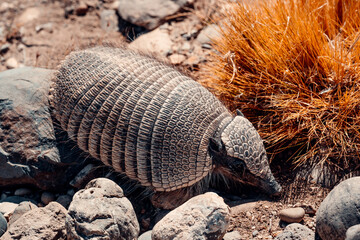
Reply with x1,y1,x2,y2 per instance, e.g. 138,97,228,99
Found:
201,0,360,169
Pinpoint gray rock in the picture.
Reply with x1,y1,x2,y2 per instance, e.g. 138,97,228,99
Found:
14,188,32,196
346,224,360,240
100,9,119,32
0,212,6,237
316,177,360,240
196,24,221,44
138,230,152,240
129,28,173,56
252,230,259,237
41,192,56,205
152,192,230,240
279,207,305,223
0,67,82,190
117,0,192,30
2,202,68,239
8,201,37,225
66,178,140,239
56,195,72,209
275,223,314,240
223,231,242,240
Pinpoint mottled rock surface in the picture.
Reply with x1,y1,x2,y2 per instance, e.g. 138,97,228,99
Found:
275,223,314,240
2,202,68,240
66,178,140,240
152,192,230,240
346,224,360,240
316,177,360,240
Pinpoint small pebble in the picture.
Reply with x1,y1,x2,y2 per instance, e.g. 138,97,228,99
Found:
223,231,242,240
0,202,18,218
0,193,7,201
5,57,19,69
279,207,305,223
41,192,55,205
253,230,259,237
346,224,360,240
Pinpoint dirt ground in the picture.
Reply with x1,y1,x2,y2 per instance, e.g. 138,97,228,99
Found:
0,0,329,238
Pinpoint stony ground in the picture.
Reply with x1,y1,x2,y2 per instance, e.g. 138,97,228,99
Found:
0,0,330,239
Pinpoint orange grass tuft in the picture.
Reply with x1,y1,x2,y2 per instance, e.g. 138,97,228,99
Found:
201,0,360,169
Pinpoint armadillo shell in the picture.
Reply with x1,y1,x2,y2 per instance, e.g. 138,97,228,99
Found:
50,47,231,191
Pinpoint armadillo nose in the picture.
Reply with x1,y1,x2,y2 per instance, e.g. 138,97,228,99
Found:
268,180,282,198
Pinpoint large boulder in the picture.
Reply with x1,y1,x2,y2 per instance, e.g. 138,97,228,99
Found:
0,67,85,190
66,178,140,240
316,177,360,240
152,192,230,240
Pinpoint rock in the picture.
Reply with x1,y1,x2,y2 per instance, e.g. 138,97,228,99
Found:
0,67,83,190
223,231,242,240
0,196,36,205
0,67,84,190
100,9,119,32
8,201,37,225
66,178,140,239
169,54,186,65
183,55,201,66
56,195,72,209
2,202,67,239
69,163,99,188
75,1,88,16
252,230,259,237
230,201,257,216
129,28,173,57
279,207,305,223
14,188,32,196
0,202,18,219
0,212,6,237
316,177,360,240
152,192,230,240
35,22,53,33
0,193,6,201
138,230,152,240
201,43,212,49
196,24,221,44
15,7,41,25
117,0,192,30
41,192,56,205
346,224,360,240
275,223,314,240
5,57,18,69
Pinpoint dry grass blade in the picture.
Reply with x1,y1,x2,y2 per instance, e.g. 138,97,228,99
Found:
201,0,360,171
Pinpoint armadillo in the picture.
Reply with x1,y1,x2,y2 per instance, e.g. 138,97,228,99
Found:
49,46,281,205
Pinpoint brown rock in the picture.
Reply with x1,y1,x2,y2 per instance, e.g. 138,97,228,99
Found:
279,207,305,223
2,202,68,240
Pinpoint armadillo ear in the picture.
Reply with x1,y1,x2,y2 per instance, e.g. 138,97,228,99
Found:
209,137,222,153
236,109,244,117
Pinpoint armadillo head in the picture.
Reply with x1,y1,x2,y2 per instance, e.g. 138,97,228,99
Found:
210,110,282,197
